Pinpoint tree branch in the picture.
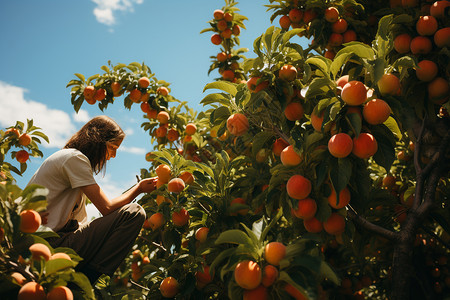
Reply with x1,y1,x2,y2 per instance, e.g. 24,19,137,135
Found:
347,206,398,241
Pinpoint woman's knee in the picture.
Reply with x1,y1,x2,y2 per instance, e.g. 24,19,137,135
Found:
122,202,146,222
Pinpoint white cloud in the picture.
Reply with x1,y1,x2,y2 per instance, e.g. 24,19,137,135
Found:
0,81,76,148
120,145,146,155
92,0,144,26
124,127,134,136
73,110,90,123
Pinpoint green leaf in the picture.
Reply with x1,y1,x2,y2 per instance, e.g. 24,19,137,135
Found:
203,81,237,96
306,56,330,76
74,73,85,82
384,116,402,140
200,93,231,106
319,261,340,285
330,52,353,79
282,28,305,44
337,42,375,60
377,14,394,40
215,229,256,249
45,258,78,275
251,132,274,157
279,271,309,298
372,125,396,172
329,157,352,200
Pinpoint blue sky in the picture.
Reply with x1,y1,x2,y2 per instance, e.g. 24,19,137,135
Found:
0,0,297,216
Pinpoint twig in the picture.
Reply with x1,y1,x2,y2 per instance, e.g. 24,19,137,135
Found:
138,236,167,252
347,205,397,241
1,256,36,282
129,278,150,291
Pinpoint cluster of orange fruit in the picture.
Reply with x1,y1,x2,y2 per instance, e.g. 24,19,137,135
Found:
4,128,32,164
392,0,449,105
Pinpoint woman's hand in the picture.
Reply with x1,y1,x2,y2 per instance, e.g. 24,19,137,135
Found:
138,177,158,194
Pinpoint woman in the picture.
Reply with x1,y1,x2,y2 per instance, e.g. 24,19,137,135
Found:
28,115,156,285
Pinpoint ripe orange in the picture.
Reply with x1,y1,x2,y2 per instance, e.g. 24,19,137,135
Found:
19,209,41,233
247,77,269,93
234,260,262,290
47,286,73,300
363,99,391,125
16,150,30,164
148,212,165,230
416,15,438,36
93,88,106,101
147,109,158,119
310,106,325,132
416,60,438,82
342,29,357,43
111,82,121,96
179,171,194,185
224,12,233,22
279,15,291,29
157,111,170,124
195,227,209,242
227,113,249,136
83,85,95,101
341,81,367,106
303,217,323,233
11,272,26,285
168,178,185,193
428,77,449,104
303,9,317,24
286,174,312,200
217,52,228,62
382,174,397,189
328,133,353,158
262,265,278,287
280,145,302,166
377,73,400,96
393,33,412,54
352,133,378,159
155,164,171,183
5,128,20,138
323,213,346,235
29,243,51,261
129,89,142,103
272,138,289,156
279,64,297,82
140,102,151,114
288,8,303,23
328,33,343,47
213,9,224,20
434,27,450,48
18,282,46,300
196,264,213,286
284,102,304,121
167,128,179,142
327,186,351,209
221,28,233,39
18,133,32,146
232,25,241,36
160,277,179,298
430,1,450,18
332,18,348,33
264,242,286,266
243,285,268,300
293,198,317,219
172,208,190,227
156,86,169,96
325,7,339,23
217,19,228,31
155,126,167,138
410,36,432,55
222,70,235,81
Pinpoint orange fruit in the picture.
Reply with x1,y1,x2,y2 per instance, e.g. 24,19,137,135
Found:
279,64,297,82
18,133,32,146
328,133,353,158
303,217,323,233
280,145,302,166
352,133,378,159
377,73,400,96
29,243,51,261
47,286,73,300
157,111,170,124
410,36,432,55
363,99,391,125
234,260,262,290
323,213,346,235
156,86,169,96
227,113,249,136
262,265,278,287
428,77,449,104
167,178,185,193
247,77,269,93
325,7,339,23
195,227,209,242
416,15,438,36
434,27,450,48
264,242,286,266
243,285,268,300
284,102,304,121
160,277,179,298
19,209,41,233
327,186,351,209
393,33,412,54
155,164,171,183
272,138,289,156
341,81,367,106
16,150,29,164
293,198,317,219
416,60,438,82
50,253,71,260
332,18,348,33
279,15,291,29
172,208,190,227
18,282,46,300
286,175,312,200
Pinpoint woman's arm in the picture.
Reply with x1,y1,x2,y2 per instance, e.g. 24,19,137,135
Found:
81,177,157,216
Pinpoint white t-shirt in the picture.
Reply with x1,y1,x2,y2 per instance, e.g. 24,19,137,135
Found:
27,148,97,232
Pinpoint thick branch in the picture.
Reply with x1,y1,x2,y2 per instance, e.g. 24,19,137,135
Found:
347,206,397,241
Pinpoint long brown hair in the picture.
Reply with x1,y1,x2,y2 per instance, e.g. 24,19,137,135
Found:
64,115,125,174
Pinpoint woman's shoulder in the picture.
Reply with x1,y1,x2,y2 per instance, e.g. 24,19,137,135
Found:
48,148,87,162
